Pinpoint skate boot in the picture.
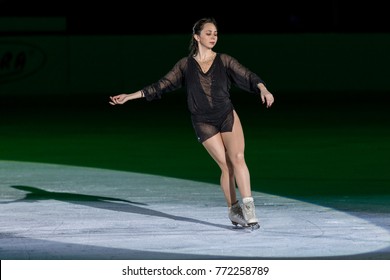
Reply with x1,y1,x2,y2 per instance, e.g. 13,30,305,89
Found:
228,200,248,227
242,197,260,230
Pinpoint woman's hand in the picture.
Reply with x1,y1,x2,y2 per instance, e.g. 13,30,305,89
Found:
261,89,274,108
109,94,129,105
258,83,274,108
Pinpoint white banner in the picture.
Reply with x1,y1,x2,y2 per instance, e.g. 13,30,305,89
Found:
1,260,389,280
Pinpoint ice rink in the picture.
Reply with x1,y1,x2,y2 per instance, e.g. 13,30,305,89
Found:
1,160,389,260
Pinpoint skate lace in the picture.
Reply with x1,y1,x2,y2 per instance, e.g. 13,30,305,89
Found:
231,204,245,219
243,201,255,218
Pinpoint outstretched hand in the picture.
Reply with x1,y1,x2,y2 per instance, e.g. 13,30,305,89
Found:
109,94,128,105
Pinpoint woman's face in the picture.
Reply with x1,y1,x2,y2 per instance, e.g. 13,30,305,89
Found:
196,23,218,49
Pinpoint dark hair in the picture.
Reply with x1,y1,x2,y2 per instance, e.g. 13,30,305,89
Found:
189,17,218,57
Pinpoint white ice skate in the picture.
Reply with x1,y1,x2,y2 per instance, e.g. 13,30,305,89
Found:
242,197,260,230
228,201,248,227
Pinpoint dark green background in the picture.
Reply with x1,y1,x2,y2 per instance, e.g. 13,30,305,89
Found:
1,33,389,197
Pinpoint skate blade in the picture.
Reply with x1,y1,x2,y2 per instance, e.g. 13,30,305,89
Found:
231,222,249,230
231,221,246,226
231,221,260,231
247,223,260,230
231,224,260,232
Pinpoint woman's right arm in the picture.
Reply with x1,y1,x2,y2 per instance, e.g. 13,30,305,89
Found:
110,57,187,105
109,90,144,105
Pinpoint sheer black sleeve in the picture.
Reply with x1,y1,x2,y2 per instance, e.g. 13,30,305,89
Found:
220,53,265,94
141,57,187,101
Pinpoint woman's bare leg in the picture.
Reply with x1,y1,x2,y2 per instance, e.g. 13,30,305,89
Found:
201,111,258,227
221,110,252,198
222,111,259,226
202,133,237,207
202,132,248,226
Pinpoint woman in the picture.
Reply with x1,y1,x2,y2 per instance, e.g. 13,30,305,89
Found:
109,17,274,230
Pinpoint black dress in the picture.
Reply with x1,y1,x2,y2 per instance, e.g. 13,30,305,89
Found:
142,53,264,142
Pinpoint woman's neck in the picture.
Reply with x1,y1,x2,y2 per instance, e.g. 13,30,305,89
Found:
195,50,216,62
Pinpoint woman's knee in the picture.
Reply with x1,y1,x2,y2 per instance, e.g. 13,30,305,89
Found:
218,161,230,173
230,152,246,166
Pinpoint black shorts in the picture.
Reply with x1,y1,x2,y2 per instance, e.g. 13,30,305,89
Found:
192,110,234,143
